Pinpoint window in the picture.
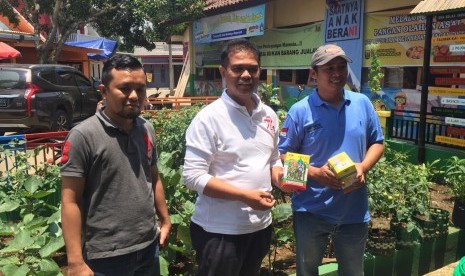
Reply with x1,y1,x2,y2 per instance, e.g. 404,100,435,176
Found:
259,69,267,81
74,73,91,87
56,71,76,86
296,69,310,85
278,70,293,83
160,65,166,83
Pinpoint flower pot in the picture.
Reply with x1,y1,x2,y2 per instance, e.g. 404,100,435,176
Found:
452,200,465,229
367,228,396,256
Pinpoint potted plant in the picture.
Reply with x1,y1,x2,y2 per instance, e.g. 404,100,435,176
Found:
443,156,465,229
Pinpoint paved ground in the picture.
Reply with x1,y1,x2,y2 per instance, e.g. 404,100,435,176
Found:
424,261,458,275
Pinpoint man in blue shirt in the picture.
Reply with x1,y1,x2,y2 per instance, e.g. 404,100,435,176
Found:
278,44,384,276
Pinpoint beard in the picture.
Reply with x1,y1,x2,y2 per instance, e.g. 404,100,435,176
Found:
117,108,141,119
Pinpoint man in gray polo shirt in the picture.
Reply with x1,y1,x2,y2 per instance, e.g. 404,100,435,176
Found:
60,54,171,275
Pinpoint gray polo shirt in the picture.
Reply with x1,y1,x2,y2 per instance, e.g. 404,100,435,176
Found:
61,110,158,259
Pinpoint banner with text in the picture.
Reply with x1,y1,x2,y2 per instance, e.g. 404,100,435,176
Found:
325,0,364,91
250,23,323,69
193,4,265,45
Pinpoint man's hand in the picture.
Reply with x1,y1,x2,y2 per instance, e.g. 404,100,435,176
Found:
342,163,366,194
309,164,343,190
158,219,171,248
243,190,276,210
67,261,93,276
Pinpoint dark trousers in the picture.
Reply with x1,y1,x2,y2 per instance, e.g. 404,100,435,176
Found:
84,239,160,276
190,222,272,276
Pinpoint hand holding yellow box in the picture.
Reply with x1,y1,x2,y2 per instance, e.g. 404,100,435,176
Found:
328,152,357,189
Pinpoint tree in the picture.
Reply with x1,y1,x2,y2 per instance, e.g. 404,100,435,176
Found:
0,0,204,63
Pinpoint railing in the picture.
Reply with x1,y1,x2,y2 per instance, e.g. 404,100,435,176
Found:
0,131,69,176
388,110,463,149
146,96,218,112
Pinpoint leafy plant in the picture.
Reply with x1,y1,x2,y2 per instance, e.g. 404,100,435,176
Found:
149,105,204,168
442,156,465,203
367,43,386,111
259,83,282,107
367,145,432,233
157,151,197,275
0,141,64,276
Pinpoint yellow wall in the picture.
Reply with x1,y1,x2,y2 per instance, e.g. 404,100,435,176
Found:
267,0,422,28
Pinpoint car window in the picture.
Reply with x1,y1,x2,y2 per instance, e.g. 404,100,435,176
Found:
0,70,26,89
56,70,76,86
39,70,58,85
74,73,91,87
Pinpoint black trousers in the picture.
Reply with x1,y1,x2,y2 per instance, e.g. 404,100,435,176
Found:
190,222,272,276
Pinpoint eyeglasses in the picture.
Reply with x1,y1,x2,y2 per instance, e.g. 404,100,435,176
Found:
229,65,260,75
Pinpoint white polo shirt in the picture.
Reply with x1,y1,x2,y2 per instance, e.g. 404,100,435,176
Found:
183,90,282,235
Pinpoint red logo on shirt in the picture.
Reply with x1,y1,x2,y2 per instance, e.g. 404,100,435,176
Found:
144,133,153,160
264,116,275,132
280,128,288,137
61,140,71,164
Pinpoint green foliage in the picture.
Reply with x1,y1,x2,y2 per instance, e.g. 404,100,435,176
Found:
0,141,64,275
258,83,287,129
442,156,465,203
367,145,432,233
367,43,384,93
0,0,204,63
150,105,204,168
259,83,282,107
157,151,196,274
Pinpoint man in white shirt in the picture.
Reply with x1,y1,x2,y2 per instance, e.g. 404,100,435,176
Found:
183,38,283,276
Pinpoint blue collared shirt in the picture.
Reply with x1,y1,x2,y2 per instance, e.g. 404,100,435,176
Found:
278,89,384,224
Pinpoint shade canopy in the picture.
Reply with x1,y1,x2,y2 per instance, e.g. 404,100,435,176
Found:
0,42,21,59
65,38,117,60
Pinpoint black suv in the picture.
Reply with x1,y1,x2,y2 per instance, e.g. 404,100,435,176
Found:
0,64,101,135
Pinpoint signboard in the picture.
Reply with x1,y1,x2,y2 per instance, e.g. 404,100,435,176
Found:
364,10,426,66
324,0,364,91
250,23,323,69
324,0,362,42
193,5,265,44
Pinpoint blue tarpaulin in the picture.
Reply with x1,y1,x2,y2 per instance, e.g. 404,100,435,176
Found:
65,38,117,60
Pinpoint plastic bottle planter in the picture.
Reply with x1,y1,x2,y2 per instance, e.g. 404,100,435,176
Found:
367,228,396,256
452,200,465,229
390,219,421,249
413,208,450,241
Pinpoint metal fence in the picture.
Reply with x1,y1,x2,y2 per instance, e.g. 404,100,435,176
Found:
388,110,464,150
0,131,69,176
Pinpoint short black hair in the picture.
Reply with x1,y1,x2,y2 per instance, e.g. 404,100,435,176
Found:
101,54,144,87
220,38,260,68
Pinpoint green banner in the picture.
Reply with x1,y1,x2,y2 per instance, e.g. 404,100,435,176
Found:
250,22,323,69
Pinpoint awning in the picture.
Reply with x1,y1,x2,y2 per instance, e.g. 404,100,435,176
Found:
0,41,21,59
64,38,117,60
410,0,465,15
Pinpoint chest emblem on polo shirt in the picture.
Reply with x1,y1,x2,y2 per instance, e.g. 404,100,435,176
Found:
264,115,275,133
143,133,153,161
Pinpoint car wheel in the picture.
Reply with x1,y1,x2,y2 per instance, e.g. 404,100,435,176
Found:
51,110,71,131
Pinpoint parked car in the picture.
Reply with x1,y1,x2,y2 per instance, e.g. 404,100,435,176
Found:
0,64,101,135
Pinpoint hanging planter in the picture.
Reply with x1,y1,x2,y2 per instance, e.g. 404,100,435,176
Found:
367,228,396,256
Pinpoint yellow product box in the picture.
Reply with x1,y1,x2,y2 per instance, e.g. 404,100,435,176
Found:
328,152,357,189
282,152,310,190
